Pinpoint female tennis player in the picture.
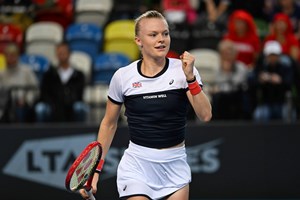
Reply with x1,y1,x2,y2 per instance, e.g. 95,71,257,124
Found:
80,10,212,200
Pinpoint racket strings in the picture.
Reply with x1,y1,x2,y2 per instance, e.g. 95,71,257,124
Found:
70,147,100,190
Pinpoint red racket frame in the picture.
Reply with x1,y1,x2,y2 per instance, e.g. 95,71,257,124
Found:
65,141,102,192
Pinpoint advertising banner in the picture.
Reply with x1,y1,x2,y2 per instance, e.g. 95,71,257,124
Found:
0,122,299,199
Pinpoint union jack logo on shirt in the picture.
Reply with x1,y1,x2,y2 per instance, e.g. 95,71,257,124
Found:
132,82,142,88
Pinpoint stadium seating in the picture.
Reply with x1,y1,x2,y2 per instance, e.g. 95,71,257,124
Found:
189,48,220,100
25,21,63,65
0,0,34,31
0,24,23,53
189,48,220,84
92,52,130,85
19,54,50,83
70,51,92,84
0,54,6,71
162,0,191,24
84,52,130,122
103,19,139,61
33,0,74,30
75,0,113,27
1,13,34,32
83,83,108,122
65,23,102,61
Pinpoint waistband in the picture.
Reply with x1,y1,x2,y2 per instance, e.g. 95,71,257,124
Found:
126,141,186,162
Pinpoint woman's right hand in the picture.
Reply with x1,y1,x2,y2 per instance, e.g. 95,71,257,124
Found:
79,173,99,199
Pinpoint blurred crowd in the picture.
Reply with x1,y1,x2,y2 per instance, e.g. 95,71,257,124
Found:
0,0,300,123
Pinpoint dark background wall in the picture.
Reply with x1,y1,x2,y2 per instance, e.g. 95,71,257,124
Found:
0,122,299,200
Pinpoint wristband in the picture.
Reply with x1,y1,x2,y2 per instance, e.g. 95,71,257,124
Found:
95,159,104,173
187,76,196,83
188,79,202,95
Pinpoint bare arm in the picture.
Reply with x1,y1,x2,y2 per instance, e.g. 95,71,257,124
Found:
80,99,122,198
187,88,212,122
204,0,218,22
216,0,230,19
97,100,122,159
204,0,229,22
181,51,212,122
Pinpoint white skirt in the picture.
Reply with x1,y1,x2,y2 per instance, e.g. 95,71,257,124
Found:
117,141,191,200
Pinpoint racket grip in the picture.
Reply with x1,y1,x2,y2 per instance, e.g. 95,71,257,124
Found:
85,188,96,200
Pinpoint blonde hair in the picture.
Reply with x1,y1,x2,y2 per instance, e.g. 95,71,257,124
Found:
134,10,168,36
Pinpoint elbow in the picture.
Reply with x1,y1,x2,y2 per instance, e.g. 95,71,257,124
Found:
202,106,213,122
197,110,212,122
202,112,212,122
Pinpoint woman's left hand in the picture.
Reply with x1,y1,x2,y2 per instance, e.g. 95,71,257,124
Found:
180,51,195,81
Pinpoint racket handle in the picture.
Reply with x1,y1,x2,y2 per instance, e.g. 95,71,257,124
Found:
84,172,95,200
85,187,96,200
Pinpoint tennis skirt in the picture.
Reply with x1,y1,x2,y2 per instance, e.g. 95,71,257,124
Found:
117,141,191,200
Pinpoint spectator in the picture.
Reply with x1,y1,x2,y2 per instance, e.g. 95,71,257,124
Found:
35,42,89,122
264,0,300,40
211,39,249,120
264,13,300,62
263,0,277,21
251,40,297,122
190,0,230,50
162,0,197,25
223,9,261,69
0,43,39,122
197,0,230,23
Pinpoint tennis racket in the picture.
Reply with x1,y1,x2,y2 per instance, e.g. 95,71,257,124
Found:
65,141,102,200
